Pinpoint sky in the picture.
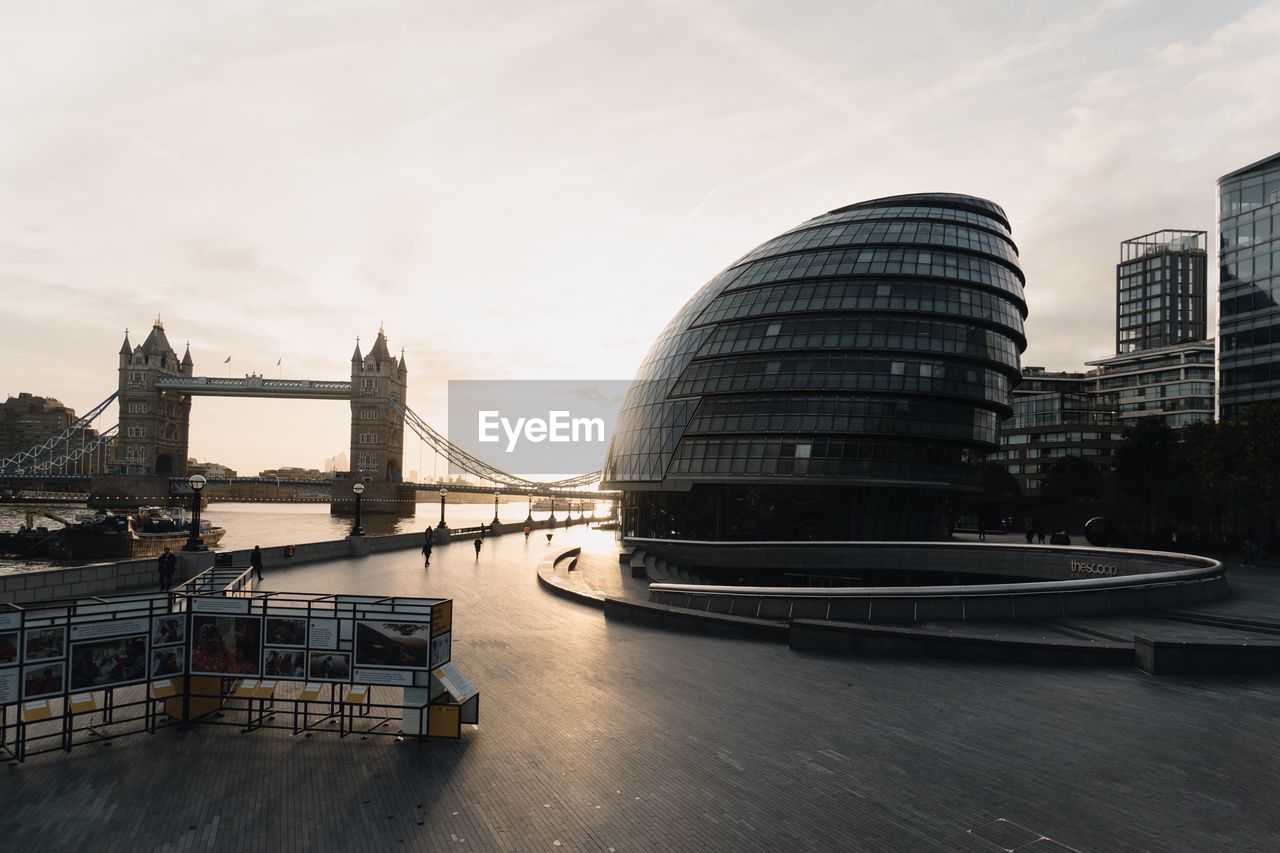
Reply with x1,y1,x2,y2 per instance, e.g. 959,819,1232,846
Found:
1,0,1278,475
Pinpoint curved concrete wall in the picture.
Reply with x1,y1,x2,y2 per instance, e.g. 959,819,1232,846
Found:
630,539,1228,623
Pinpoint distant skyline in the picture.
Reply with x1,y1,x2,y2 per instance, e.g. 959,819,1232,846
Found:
2,1,1279,474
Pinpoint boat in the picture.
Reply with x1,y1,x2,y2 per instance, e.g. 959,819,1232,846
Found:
1,507,225,560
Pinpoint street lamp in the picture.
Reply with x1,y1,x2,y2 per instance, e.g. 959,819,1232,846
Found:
492,491,501,526
526,490,533,523
351,482,365,536
183,474,207,551
548,495,556,523
437,487,448,530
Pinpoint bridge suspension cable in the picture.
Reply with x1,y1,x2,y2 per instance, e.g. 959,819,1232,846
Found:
0,391,119,476
391,400,602,492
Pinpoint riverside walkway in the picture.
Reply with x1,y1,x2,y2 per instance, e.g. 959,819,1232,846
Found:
3,527,1278,851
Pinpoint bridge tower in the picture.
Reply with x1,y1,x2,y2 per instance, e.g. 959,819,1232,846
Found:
116,321,192,477
332,326,413,516
90,321,193,508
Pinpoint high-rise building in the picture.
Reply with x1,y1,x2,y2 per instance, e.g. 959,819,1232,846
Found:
1086,340,1215,428
989,368,1122,496
1218,152,1280,419
1115,230,1207,354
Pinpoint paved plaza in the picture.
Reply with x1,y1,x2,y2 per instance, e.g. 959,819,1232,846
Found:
3,527,1280,851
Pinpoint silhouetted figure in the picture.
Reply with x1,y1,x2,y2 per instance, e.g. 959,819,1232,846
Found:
1036,529,1045,545
523,524,531,540
474,536,483,558
250,545,264,581
158,547,176,591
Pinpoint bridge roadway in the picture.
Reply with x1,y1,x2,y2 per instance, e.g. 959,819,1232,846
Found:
3,528,1277,851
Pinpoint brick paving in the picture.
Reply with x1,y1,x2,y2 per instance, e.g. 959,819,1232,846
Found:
3,527,1280,851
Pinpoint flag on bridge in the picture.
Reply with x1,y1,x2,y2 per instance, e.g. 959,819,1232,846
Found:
224,356,231,363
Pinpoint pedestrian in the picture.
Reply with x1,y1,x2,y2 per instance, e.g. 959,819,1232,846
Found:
250,544,264,581
422,539,433,567
158,547,176,591
424,526,435,546
523,524,531,539
1036,529,1045,545
1024,518,1033,544
474,536,483,558
1244,538,1257,566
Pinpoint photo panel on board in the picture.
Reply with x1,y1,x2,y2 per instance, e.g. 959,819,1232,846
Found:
150,646,185,679
23,660,65,700
190,614,262,676
24,626,66,661
152,614,186,647
69,634,149,691
263,648,307,680
306,651,351,682
355,620,432,669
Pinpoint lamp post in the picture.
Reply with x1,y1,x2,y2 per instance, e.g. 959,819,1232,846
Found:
492,491,501,526
351,482,365,536
526,490,533,523
437,487,448,529
548,496,556,523
183,474,207,551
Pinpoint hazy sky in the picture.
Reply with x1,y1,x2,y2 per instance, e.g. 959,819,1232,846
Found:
2,1,1278,475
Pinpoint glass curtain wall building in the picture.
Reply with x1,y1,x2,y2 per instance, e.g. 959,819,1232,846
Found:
1219,152,1280,419
1116,230,1207,354
603,193,1027,541
989,368,1122,496
1086,340,1215,428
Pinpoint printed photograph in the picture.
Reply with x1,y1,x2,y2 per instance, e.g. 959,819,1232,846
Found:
430,633,451,668
151,648,183,678
23,661,64,699
24,626,66,661
70,634,148,690
0,631,17,665
355,620,431,668
152,615,185,646
264,648,306,679
264,616,307,647
190,615,261,676
307,651,351,682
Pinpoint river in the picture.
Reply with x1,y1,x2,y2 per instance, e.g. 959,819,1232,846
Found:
0,499,610,576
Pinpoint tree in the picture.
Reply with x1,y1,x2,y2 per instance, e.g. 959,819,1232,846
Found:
1042,455,1104,502
1112,418,1185,534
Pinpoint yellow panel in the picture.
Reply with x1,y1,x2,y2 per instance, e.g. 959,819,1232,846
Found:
427,703,460,738
431,601,453,637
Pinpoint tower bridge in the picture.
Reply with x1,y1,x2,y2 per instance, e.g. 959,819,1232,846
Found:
1,320,610,511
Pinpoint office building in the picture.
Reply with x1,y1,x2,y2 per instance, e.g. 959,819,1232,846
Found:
1218,152,1280,418
604,193,1027,540
1115,230,1207,354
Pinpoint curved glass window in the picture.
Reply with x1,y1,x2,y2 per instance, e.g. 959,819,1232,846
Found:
672,353,1011,407
792,202,1012,237
668,436,981,484
727,246,1025,299
697,315,1021,372
685,394,1000,445
740,219,1019,268
697,279,1026,335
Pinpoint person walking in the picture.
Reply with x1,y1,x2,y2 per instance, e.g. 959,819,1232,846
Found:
473,535,483,558
158,547,176,591
523,524,531,540
250,545,264,581
422,538,433,567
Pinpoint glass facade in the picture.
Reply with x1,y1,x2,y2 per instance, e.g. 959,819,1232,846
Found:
1219,152,1280,419
1086,341,1215,428
989,368,1123,495
604,193,1027,540
1115,230,1207,354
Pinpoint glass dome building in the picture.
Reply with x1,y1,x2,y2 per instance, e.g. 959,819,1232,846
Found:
603,193,1027,541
